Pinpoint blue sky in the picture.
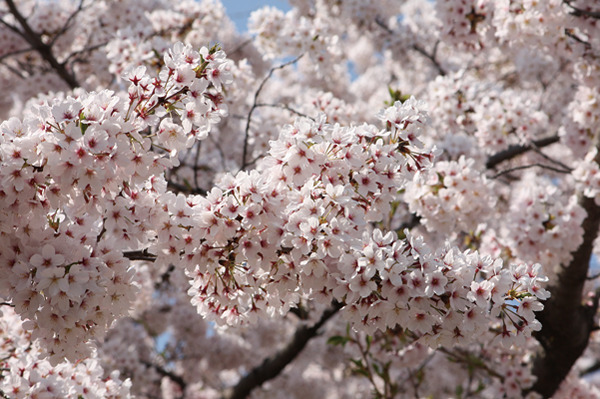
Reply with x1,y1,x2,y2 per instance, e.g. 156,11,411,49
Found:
221,0,291,32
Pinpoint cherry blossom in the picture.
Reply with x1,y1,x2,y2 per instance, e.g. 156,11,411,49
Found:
0,0,599,398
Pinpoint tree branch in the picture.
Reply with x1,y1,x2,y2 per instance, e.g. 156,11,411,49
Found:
530,148,600,397
564,0,600,19
254,103,316,121
411,42,447,77
374,17,447,76
485,135,560,169
48,0,85,48
167,180,207,196
491,163,571,179
222,301,343,399
142,360,186,396
123,249,157,262
240,54,303,171
3,0,79,88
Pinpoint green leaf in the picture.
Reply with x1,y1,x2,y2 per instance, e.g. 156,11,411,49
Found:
80,122,89,135
372,362,381,377
327,335,348,346
79,112,89,135
365,334,373,350
352,367,370,378
455,384,464,398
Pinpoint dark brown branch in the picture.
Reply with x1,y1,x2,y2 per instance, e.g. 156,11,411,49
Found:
0,46,33,63
0,60,27,78
240,54,304,170
167,180,207,196
485,135,560,169
142,360,186,395
222,301,343,399
254,103,316,121
587,272,600,280
62,41,109,65
3,0,80,89
529,145,572,171
411,43,447,77
229,38,253,56
396,214,421,234
530,147,600,397
123,249,157,262
564,0,600,19
564,28,592,49
491,163,571,179
374,17,446,76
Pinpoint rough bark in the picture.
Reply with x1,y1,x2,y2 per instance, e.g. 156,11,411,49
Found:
529,193,600,397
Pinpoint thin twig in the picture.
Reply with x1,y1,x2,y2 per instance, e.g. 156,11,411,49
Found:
0,46,33,63
0,60,27,78
564,28,592,49
438,347,504,381
62,41,109,65
209,134,228,172
563,0,600,19
374,17,447,76
240,54,304,170
241,152,267,170
587,272,600,280
491,163,571,179
411,43,447,76
193,141,202,192
48,0,86,48
255,103,316,121
229,37,253,56
529,146,572,171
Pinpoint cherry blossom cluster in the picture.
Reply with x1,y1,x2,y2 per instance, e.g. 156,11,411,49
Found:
559,117,594,158
552,372,600,399
473,90,549,153
140,96,549,352
492,0,598,60
248,6,344,74
0,41,233,363
336,328,540,398
425,73,479,141
0,306,132,398
2,0,599,396
165,98,430,323
482,175,586,275
342,236,548,346
573,148,600,205
435,0,491,48
404,156,496,234
98,318,161,397
570,86,600,132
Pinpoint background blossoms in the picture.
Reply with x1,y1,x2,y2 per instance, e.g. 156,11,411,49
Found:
0,0,599,398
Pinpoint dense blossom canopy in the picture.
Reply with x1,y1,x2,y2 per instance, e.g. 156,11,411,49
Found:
0,0,599,398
